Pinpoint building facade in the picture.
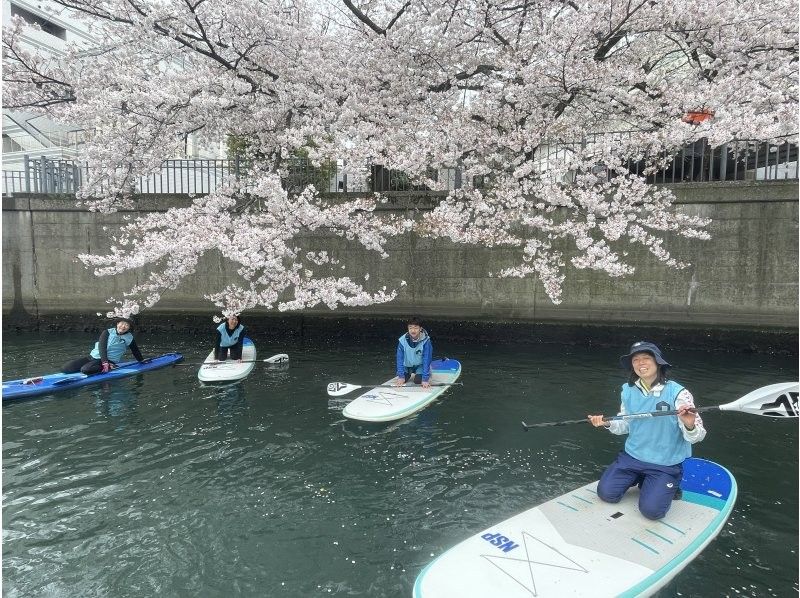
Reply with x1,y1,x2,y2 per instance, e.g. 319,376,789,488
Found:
2,0,225,174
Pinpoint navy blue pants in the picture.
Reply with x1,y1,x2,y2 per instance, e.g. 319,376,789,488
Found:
216,345,243,361
62,356,105,375
402,365,423,384
597,451,683,520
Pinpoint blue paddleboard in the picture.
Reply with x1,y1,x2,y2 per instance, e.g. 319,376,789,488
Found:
2,352,185,401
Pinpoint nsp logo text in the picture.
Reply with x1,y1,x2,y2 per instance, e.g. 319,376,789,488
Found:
480,532,519,553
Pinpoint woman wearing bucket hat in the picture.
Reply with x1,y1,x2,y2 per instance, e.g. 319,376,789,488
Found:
61,317,147,375
587,341,706,520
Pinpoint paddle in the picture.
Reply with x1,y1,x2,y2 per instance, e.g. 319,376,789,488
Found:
327,381,463,396
177,353,290,366
521,382,798,430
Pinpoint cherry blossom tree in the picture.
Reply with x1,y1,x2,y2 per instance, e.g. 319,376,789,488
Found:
4,0,797,316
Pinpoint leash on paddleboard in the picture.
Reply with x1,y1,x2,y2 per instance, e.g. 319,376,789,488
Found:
521,382,798,430
327,381,463,396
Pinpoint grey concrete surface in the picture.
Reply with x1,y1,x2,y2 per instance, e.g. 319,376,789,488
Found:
3,181,797,333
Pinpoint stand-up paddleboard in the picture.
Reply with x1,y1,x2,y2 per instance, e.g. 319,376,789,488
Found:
414,457,736,598
198,337,258,383
2,353,184,401
342,358,461,422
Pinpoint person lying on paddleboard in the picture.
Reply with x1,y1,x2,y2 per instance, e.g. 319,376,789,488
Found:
394,316,433,389
587,341,706,520
215,314,246,362
62,317,146,375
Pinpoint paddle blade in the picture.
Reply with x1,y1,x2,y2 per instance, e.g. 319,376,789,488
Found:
264,353,289,364
327,382,360,396
719,382,799,417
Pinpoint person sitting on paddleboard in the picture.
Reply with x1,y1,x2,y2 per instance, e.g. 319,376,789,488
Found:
587,341,706,520
62,317,145,375
393,316,433,389
215,314,246,362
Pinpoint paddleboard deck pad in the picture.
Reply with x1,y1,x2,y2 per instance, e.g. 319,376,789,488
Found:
414,457,736,598
198,337,256,383
342,358,461,422
2,353,185,401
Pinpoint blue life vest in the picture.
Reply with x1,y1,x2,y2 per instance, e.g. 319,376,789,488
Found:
621,380,691,466
398,331,429,368
90,328,133,362
217,323,244,347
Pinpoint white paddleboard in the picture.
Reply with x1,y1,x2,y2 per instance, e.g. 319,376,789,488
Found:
342,358,461,422
198,337,257,382
414,458,736,598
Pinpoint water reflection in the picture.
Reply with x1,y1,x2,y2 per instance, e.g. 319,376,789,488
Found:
90,378,141,430
264,360,290,373
338,416,406,439
204,382,247,418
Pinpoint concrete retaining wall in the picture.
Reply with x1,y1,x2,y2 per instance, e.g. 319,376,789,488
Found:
3,181,797,330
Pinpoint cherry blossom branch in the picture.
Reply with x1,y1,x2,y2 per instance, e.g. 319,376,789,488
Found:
3,0,795,317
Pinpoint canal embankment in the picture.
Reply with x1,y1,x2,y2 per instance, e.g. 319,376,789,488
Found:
3,181,797,352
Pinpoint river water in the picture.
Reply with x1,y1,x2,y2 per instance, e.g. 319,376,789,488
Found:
2,331,798,597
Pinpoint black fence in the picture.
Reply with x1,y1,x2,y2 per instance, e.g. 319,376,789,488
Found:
634,138,797,183
530,134,798,184
3,135,797,196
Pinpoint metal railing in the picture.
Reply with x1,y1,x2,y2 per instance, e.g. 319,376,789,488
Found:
2,127,86,153
638,138,798,183
137,159,243,194
531,134,798,184
3,135,797,196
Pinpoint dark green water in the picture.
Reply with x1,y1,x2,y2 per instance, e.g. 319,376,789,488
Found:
2,332,798,597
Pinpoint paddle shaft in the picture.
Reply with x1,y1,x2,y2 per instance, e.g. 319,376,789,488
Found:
176,357,288,366
353,383,457,392
522,382,797,429
327,381,463,396
522,406,716,429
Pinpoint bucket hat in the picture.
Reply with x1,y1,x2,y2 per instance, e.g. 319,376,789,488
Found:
619,341,671,370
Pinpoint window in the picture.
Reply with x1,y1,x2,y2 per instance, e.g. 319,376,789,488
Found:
10,4,67,40
3,134,25,153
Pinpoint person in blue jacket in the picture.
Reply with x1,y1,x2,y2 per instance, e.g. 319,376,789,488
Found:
393,316,433,389
588,341,706,520
62,317,145,375
215,314,246,362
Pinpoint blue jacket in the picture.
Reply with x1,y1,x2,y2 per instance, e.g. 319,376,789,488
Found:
396,329,433,381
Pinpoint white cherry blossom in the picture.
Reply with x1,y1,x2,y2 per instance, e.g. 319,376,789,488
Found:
4,0,796,316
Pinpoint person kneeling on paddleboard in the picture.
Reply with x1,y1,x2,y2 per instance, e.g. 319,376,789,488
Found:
588,341,706,520
62,317,146,375
215,314,246,362
394,316,433,389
